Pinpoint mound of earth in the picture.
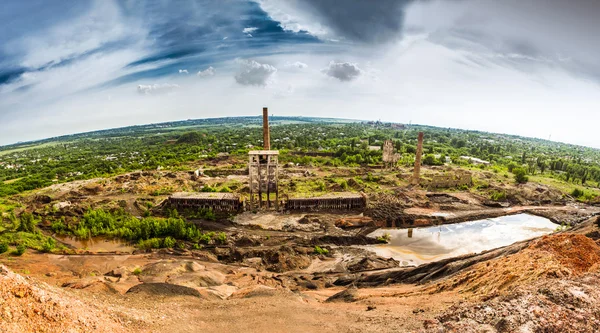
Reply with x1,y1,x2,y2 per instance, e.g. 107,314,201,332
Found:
433,234,600,296
424,273,600,333
126,283,202,298
0,265,127,333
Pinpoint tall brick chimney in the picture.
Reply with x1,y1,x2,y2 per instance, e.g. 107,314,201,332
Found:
412,132,424,185
263,107,270,150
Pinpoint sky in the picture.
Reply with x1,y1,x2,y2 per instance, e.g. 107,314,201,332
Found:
1,0,599,148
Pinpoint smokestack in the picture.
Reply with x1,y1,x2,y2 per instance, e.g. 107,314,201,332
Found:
412,132,424,185
263,107,270,150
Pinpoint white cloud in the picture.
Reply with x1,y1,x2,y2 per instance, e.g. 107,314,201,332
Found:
137,84,180,95
284,61,308,69
178,69,189,74
255,0,330,37
13,1,142,68
321,61,363,81
234,59,277,86
242,27,258,34
197,66,216,77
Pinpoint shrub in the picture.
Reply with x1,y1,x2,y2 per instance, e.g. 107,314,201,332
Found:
313,246,329,255
198,233,212,244
163,236,176,248
50,219,67,234
376,233,391,243
571,188,584,198
490,191,507,201
137,238,161,250
40,238,55,253
18,212,37,233
512,167,528,184
132,267,142,275
0,243,8,254
215,232,227,245
13,244,26,256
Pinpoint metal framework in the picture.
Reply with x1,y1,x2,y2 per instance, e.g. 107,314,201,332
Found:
248,150,279,209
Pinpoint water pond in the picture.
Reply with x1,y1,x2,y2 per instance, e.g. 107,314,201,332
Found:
364,213,558,267
55,236,135,253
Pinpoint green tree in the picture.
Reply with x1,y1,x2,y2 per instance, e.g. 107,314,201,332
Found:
513,167,528,184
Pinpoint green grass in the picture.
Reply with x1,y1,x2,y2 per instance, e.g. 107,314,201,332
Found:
529,175,600,197
0,231,66,253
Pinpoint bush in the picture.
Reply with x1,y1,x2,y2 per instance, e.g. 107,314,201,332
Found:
376,233,391,243
163,236,176,248
490,191,507,201
40,238,55,253
571,188,584,198
13,244,26,256
137,238,161,250
50,219,67,233
0,243,8,254
215,232,227,245
313,246,329,255
132,267,142,275
18,212,37,233
512,167,528,184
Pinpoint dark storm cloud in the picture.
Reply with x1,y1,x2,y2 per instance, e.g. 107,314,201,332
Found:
298,0,414,44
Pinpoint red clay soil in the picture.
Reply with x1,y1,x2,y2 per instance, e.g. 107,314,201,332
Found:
432,234,600,296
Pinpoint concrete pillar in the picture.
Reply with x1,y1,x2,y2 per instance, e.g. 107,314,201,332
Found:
263,107,270,150
412,132,424,185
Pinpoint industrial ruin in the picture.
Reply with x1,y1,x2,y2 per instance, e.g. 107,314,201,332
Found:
382,140,400,169
248,107,279,209
285,193,367,211
168,107,371,213
168,192,243,212
412,132,424,185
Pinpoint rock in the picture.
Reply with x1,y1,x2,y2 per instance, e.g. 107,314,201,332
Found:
167,270,226,288
326,286,359,303
105,267,128,278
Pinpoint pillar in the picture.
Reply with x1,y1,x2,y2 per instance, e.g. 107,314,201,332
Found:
412,132,424,185
263,107,270,150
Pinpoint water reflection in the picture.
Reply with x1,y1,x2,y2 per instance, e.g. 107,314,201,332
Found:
365,213,557,266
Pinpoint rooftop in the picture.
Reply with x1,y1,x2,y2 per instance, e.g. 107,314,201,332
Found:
287,192,364,200
248,150,279,155
170,192,240,200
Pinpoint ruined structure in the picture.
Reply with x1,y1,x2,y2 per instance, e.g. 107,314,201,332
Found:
427,172,473,189
382,140,400,169
412,132,424,185
249,107,279,209
285,193,366,211
168,192,243,212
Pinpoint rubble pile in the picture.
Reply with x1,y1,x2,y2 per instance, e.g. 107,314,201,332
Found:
434,234,600,296
0,265,127,333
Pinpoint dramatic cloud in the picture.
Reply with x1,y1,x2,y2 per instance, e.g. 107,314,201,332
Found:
321,61,362,81
197,66,216,77
2,0,600,148
234,59,277,86
137,84,180,95
257,0,413,43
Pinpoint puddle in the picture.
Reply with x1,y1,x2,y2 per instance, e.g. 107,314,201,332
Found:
363,213,558,267
55,236,135,253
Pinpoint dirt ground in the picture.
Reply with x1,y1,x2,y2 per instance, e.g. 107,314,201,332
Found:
3,165,600,332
